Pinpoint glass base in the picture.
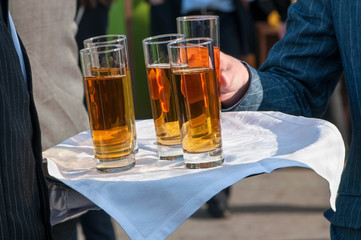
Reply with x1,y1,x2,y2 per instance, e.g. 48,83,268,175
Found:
184,147,224,169
96,154,135,173
158,144,183,161
133,139,139,154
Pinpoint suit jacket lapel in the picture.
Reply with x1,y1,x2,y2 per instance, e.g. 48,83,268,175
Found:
17,19,52,239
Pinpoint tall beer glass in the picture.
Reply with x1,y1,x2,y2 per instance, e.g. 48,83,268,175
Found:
83,35,138,154
142,34,184,160
168,38,224,168
80,45,135,172
176,15,220,81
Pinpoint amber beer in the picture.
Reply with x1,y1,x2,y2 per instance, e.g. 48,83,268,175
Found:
172,67,222,154
146,65,181,148
80,44,135,172
214,46,220,82
85,68,133,160
125,68,138,153
83,35,138,154
142,33,184,160
168,38,223,169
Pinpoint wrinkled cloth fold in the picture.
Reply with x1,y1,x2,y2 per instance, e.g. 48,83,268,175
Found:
43,111,345,240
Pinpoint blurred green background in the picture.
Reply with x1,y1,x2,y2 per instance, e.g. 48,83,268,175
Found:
108,0,152,119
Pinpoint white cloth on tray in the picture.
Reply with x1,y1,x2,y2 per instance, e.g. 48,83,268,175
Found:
43,111,345,240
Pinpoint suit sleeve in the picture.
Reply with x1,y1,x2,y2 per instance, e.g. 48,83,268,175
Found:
228,0,343,118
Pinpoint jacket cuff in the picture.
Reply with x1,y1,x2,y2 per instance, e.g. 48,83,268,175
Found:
222,61,263,112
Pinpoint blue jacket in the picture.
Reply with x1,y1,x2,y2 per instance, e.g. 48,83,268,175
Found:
229,0,361,232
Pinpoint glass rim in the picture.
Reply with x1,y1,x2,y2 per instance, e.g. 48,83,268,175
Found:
167,37,213,49
83,34,127,45
176,15,219,22
142,33,185,45
79,44,123,55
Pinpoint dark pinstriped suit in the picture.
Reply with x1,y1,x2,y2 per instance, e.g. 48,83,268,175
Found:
228,0,361,238
0,0,52,239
